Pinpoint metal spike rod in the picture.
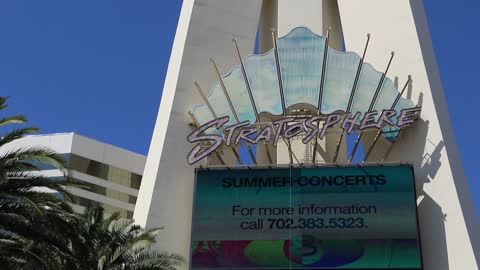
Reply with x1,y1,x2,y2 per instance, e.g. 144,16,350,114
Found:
271,28,287,117
210,58,258,164
283,137,300,164
232,38,273,164
194,81,217,118
312,27,331,163
193,81,243,165
272,29,297,164
347,51,395,163
317,27,331,115
362,76,411,163
332,33,371,163
210,58,241,123
346,33,371,113
233,38,259,122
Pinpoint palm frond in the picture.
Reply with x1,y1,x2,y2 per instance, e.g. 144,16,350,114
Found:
1,172,81,202
0,127,39,148
0,193,45,217
109,233,157,264
0,97,82,269
0,96,9,110
0,93,184,269
0,115,27,126
128,251,185,270
1,146,66,173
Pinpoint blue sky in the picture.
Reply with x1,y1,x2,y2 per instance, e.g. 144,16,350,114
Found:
0,1,478,213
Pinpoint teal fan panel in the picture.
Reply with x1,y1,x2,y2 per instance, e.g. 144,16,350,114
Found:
276,27,326,108
222,66,256,123
374,78,397,112
350,63,383,116
243,49,283,115
192,102,214,130
207,82,236,126
192,101,211,127
190,27,416,142
191,103,222,137
322,50,361,114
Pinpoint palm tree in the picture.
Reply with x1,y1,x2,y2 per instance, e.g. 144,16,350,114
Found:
70,204,185,270
0,96,184,269
0,96,78,269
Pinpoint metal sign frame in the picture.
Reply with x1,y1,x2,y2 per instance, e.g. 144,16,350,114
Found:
189,163,424,270
187,26,422,166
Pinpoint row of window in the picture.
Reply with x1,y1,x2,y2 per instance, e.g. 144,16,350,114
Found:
40,153,143,219
67,154,142,189
71,195,134,219
33,153,143,190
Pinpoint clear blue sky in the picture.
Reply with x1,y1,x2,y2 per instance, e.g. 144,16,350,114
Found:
0,1,478,213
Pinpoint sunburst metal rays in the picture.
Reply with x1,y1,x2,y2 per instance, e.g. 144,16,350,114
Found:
189,27,417,166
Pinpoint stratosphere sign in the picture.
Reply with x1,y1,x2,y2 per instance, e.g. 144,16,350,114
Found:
187,107,421,165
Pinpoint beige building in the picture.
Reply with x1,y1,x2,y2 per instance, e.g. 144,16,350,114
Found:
10,133,145,219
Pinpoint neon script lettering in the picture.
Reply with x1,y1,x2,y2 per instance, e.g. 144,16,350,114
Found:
186,107,421,164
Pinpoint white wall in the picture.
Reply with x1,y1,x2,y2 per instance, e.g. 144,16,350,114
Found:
71,133,145,175
133,0,263,265
338,0,479,268
137,0,479,269
2,132,74,154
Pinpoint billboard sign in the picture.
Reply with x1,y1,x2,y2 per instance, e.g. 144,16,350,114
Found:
190,164,423,269
187,27,422,165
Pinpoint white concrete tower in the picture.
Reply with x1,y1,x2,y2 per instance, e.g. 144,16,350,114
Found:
133,0,263,263
134,1,479,269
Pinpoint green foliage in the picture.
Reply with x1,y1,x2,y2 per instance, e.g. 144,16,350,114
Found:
70,204,185,270
0,97,184,269
0,97,76,269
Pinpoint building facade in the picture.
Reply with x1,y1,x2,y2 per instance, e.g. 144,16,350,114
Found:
10,133,145,219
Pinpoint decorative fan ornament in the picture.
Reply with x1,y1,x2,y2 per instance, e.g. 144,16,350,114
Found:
187,27,421,166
